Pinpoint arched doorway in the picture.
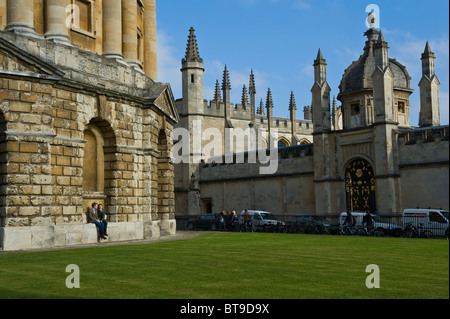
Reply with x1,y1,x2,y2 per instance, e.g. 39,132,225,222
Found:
345,158,376,212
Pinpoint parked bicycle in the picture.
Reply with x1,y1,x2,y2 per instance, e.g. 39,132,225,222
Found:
356,222,385,237
340,224,356,236
239,221,255,233
404,223,433,239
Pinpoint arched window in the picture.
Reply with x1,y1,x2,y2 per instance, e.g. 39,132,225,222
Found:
83,124,105,193
278,137,290,148
345,159,376,212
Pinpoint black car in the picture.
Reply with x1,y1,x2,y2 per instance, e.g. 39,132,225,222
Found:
285,214,336,234
186,214,222,231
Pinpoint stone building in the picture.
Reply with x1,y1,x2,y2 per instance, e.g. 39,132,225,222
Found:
175,26,449,217
0,0,178,251
174,28,315,215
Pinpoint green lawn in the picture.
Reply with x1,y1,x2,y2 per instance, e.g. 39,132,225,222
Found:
0,232,448,299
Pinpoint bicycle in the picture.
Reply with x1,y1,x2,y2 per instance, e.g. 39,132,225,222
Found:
340,223,356,236
239,221,254,233
404,223,433,239
356,222,385,237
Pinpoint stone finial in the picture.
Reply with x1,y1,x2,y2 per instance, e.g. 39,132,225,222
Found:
222,65,231,91
184,27,202,62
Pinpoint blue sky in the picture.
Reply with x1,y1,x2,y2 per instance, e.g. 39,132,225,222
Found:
156,0,449,126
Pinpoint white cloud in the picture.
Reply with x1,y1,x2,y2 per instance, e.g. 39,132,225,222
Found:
157,29,183,99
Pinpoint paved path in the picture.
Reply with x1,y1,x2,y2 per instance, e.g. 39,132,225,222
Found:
0,231,206,254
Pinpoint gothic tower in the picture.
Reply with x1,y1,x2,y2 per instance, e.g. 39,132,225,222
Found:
311,49,331,133
180,27,205,215
419,42,440,127
371,31,400,213
312,49,332,215
372,31,395,124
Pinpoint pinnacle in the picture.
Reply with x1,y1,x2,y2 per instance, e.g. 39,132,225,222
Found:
266,88,274,109
214,80,221,101
314,48,326,65
422,41,435,60
222,65,231,91
289,91,297,111
317,48,323,60
377,30,385,43
249,70,256,94
375,30,388,48
241,85,248,106
184,27,202,62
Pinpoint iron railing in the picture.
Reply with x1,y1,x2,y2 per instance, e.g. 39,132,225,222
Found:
176,213,449,239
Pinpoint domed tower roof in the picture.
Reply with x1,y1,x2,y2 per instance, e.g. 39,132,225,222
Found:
338,28,412,99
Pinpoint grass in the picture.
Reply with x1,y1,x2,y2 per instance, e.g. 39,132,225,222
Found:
0,232,448,299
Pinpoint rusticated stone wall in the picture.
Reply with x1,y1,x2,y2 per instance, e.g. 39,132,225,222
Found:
0,28,178,251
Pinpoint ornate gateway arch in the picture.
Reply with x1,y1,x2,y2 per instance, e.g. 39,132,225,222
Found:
345,158,376,213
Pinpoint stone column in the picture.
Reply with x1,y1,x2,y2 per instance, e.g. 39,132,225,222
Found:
5,0,37,36
45,0,72,45
122,0,140,69
103,0,123,60
143,0,157,80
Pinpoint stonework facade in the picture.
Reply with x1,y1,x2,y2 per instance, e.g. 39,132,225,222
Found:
175,27,449,217
0,0,178,251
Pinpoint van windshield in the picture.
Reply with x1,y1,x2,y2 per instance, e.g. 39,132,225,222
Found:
261,213,277,220
441,211,449,220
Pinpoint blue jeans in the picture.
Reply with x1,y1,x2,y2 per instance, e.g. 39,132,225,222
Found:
93,221,105,236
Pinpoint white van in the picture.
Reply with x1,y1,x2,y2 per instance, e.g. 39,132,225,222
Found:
339,212,402,236
239,210,284,230
402,209,449,238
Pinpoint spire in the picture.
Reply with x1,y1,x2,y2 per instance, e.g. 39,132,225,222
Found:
314,48,327,84
184,27,202,63
222,65,231,91
419,41,440,127
289,91,296,111
374,30,389,69
375,30,388,48
316,48,324,61
422,41,435,59
241,85,248,108
214,79,221,101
